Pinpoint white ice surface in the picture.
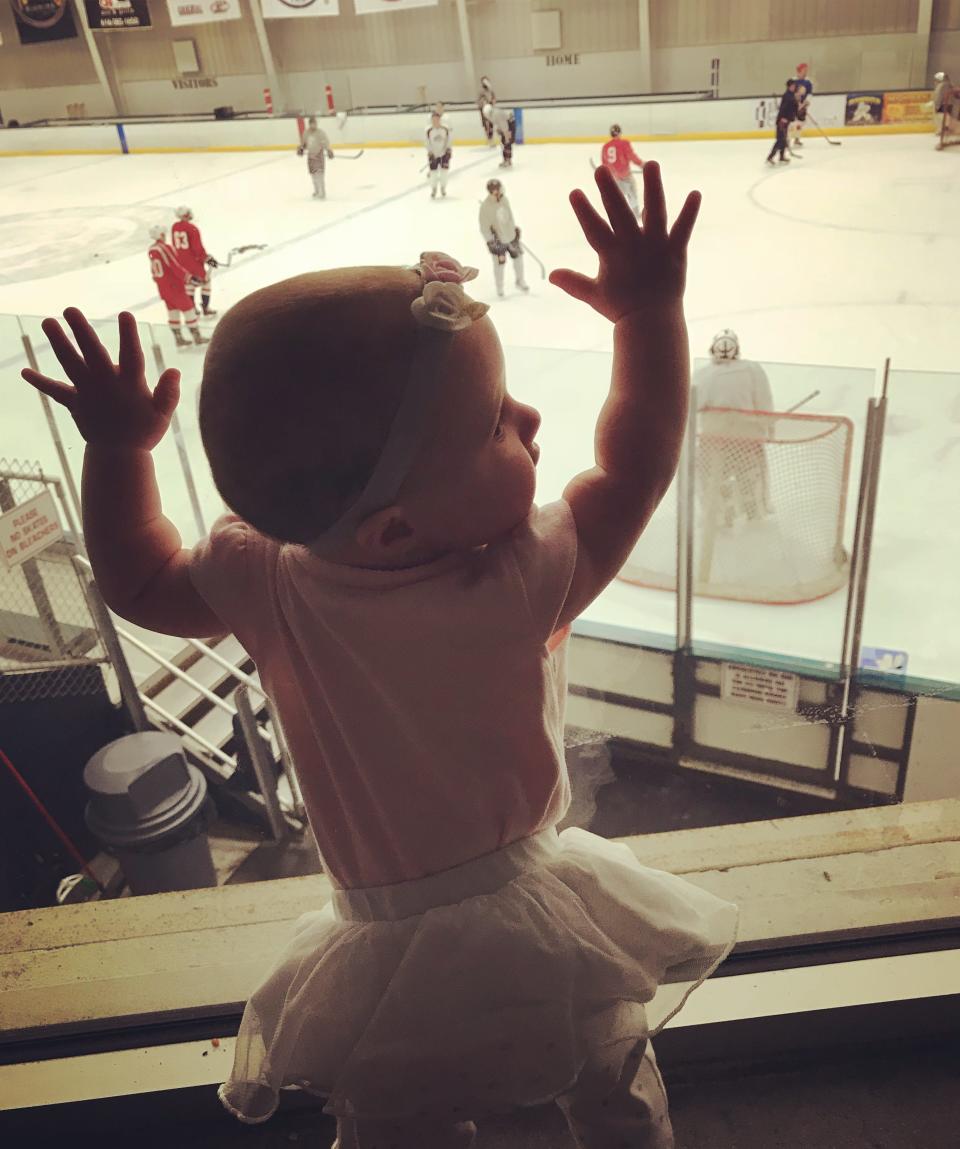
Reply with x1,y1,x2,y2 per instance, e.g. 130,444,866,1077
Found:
1,135,958,681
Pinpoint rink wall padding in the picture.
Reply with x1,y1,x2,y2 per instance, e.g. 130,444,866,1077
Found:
0,96,934,156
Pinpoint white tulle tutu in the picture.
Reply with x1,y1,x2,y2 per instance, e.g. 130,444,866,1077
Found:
219,826,738,1125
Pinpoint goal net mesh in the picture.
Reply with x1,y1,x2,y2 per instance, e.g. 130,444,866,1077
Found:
619,409,854,605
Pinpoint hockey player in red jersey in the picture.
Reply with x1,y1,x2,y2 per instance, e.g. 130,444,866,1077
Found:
600,125,644,216
148,225,208,349
171,205,218,317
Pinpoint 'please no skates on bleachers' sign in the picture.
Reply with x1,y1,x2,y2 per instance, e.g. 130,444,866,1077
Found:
0,492,63,570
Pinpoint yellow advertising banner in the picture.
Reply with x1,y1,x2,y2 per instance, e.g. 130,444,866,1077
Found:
882,90,933,124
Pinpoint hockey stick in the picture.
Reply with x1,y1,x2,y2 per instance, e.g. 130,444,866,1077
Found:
806,112,842,146
214,244,268,268
333,150,365,159
520,242,547,280
786,389,821,413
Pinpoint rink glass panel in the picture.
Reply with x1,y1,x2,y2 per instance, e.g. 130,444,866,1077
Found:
618,360,873,668
862,367,960,687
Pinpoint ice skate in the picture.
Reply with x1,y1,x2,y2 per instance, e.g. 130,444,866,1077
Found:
202,307,217,317
778,155,791,163
172,329,190,349
766,157,776,165
441,186,447,197
517,282,529,292
793,138,803,147
431,186,437,198
190,328,209,346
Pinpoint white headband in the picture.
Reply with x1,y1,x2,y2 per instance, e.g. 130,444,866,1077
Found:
305,253,489,556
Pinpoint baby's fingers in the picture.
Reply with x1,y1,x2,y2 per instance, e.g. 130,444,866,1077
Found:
117,312,145,379
669,189,702,251
152,368,181,421
21,367,77,409
567,189,613,254
41,317,89,384
595,165,637,235
549,267,596,305
641,162,667,237
63,308,114,379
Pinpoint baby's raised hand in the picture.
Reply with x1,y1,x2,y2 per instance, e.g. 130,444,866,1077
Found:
550,162,701,323
21,309,181,452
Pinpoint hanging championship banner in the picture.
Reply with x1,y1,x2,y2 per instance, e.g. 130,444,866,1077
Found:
11,0,78,44
260,0,339,17
168,0,242,25
354,0,438,13
84,0,151,28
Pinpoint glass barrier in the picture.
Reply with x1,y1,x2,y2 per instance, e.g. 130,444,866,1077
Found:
863,367,960,685
687,359,873,669
506,342,677,650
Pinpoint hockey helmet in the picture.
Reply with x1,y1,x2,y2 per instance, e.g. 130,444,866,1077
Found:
486,178,503,194
796,61,809,73
149,225,166,241
935,71,946,82
710,330,740,361
610,123,622,137
175,205,193,220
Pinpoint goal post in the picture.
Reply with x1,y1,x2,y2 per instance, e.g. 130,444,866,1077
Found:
619,408,854,605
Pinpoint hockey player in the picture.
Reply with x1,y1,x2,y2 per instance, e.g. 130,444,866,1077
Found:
478,178,528,298
766,80,798,165
600,124,644,216
790,63,813,148
483,98,515,167
693,331,775,525
298,116,335,199
478,76,495,143
425,111,452,199
171,205,217,318
148,225,207,349
431,101,451,129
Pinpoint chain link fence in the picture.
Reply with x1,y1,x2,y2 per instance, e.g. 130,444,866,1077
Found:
0,459,107,703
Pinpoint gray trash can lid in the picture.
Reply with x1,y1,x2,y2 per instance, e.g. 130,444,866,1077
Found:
84,732,209,847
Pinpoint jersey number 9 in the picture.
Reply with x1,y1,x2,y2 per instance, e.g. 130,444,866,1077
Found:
605,145,617,164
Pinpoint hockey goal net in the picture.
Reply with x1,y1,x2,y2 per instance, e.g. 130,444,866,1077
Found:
619,409,854,605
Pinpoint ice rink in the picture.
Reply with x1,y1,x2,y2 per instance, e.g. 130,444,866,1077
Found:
2,132,958,681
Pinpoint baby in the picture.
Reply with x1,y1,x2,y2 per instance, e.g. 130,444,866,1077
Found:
23,165,736,1149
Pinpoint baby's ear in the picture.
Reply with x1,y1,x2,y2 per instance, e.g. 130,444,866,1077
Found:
355,506,414,555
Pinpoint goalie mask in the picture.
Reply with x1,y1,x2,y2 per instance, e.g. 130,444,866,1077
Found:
710,330,740,361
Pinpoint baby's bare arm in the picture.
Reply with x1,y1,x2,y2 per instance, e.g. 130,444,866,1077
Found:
550,164,699,627
83,446,224,637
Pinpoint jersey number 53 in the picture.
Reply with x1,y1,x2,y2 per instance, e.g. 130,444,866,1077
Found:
173,231,190,250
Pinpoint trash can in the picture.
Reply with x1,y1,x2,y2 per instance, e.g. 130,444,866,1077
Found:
84,732,217,896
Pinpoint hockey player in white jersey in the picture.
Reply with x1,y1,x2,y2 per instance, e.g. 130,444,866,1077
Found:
693,331,775,524
298,116,335,199
478,178,528,297
425,111,452,198
483,99,515,167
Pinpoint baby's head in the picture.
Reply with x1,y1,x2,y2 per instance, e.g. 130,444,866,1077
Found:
199,259,541,564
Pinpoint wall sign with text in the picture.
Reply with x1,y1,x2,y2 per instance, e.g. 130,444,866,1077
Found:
84,0,151,29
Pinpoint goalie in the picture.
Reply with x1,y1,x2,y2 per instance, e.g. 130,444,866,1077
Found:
693,331,775,526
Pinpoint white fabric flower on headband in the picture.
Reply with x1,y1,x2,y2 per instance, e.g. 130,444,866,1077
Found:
417,251,479,284
411,281,489,332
